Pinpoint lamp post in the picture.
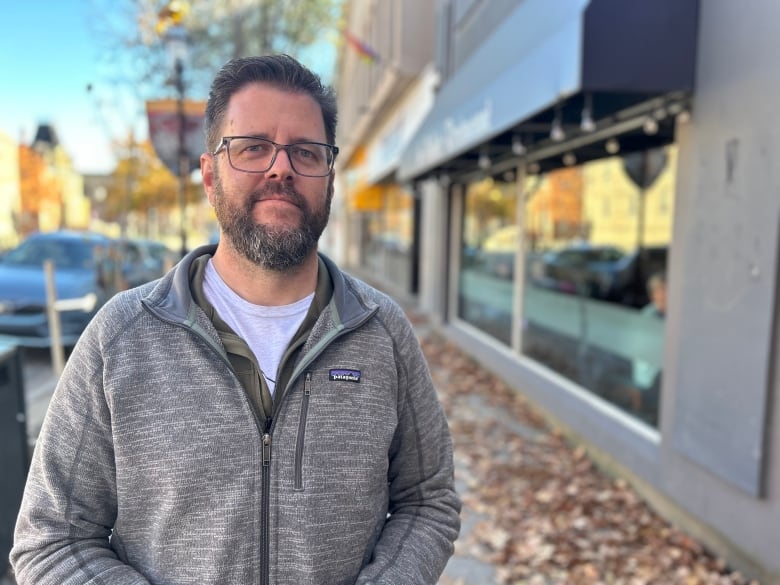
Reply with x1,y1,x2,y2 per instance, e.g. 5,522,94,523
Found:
159,3,190,258
173,53,188,258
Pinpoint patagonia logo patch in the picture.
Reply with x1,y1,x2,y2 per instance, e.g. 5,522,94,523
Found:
329,368,361,383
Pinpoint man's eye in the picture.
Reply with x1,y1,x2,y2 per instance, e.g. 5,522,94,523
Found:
245,142,270,153
293,146,318,160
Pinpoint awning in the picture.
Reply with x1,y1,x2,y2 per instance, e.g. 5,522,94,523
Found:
398,0,698,181
364,68,438,185
343,146,385,213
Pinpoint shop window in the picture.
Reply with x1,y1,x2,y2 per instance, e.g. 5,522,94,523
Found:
457,176,518,345
521,146,676,427
360,185,416,295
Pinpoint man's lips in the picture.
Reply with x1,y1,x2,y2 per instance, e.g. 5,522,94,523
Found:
252,195,301,208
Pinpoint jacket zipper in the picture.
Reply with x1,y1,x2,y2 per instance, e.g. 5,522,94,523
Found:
146,298,378,585
261,421,272,585
294,372,312,491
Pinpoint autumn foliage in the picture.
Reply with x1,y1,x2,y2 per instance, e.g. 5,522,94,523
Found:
101,137,200,223
18,145,61,234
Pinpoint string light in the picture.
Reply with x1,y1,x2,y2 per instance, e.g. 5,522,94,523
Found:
580,94,595,132
550,107,565,142
478,146,491,169
512,134,526,156
605,138,620,154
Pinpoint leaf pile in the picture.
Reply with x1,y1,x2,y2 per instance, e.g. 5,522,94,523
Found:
418,330,760,585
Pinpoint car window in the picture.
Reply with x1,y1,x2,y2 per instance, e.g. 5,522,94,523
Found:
2,239,97,270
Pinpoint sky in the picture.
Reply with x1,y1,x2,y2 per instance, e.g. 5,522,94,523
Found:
0,1,338,177
0,1,121,175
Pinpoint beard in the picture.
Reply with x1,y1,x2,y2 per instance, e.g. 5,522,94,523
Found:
212,173,332,272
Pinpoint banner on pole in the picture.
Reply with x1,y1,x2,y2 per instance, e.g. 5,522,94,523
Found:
146,99,206,176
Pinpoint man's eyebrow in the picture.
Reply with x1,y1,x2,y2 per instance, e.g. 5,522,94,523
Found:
233,133,325,144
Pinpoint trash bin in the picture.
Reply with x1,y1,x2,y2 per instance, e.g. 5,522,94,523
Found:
0,341,27,576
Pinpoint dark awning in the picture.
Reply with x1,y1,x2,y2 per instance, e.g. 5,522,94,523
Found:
399,0,699,181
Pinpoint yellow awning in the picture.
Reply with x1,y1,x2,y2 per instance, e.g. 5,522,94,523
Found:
349,184,384,212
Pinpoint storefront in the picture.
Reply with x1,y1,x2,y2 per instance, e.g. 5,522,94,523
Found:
400,0,696,429
339,68,437,299
387,0,780,580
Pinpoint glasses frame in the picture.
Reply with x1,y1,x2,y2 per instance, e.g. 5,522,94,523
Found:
213,136,339,177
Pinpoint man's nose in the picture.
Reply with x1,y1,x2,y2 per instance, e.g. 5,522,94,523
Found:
266,146,295,179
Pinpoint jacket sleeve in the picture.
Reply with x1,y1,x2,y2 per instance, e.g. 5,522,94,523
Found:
354,307,461,585
10,327,151,585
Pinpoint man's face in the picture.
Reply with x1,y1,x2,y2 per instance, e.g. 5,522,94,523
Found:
201,83,334,271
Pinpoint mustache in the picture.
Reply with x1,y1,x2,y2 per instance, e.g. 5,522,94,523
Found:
249,184,306,209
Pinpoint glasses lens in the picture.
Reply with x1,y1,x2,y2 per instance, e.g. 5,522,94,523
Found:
226,138,333,176
227,138,275,173
287,143,333,176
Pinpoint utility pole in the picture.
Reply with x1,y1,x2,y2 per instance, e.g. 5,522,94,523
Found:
159,0,190,258
174,57,188,258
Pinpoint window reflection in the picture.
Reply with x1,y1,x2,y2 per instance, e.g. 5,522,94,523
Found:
521,146,676,427
457,176,518,345
359,184,416,294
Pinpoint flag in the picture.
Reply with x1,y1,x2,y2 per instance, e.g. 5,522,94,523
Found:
146,99,206,176
342,29,380,64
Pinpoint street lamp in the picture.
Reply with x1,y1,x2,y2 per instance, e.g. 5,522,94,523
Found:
159,3,190,258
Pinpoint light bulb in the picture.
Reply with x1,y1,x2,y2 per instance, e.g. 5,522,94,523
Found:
580,109,595,132
605,138,620,154
563,152,577,166
512,135,526,155
478,148,491,169
676,110,691,124
550,118,565,142
643,117,659,135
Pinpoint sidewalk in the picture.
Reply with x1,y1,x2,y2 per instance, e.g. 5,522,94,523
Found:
411,311,759,585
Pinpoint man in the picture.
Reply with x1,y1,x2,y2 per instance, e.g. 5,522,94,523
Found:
11,54,461,585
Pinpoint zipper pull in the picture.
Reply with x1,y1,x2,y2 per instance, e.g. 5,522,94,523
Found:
305,371,312,395
262,433,272,466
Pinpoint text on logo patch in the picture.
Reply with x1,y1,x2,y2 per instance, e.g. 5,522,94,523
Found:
329,368,361,383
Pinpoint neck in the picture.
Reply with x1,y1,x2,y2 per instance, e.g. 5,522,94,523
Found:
210,241,318,306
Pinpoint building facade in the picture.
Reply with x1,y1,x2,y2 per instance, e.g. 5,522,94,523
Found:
329,0,436,301
336,0,780,582
0,131,21,250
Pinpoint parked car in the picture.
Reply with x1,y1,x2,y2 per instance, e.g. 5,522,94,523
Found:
608,245,668,307
529,243,667,307
529,244,624,296
0,231,118,347
135,239,178,276
474,225,519,279
116,239,174,289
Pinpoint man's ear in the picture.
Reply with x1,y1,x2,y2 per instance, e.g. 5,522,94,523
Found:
201,153,216,206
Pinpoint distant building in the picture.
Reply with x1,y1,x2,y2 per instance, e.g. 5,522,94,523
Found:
0,130,21,249
30,123,90,232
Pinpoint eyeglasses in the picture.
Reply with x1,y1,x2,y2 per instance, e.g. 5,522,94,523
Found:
213,136,339,177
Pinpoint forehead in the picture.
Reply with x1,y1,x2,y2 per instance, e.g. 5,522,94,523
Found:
224,82,326,140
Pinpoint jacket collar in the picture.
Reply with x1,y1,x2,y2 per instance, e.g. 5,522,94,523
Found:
142,244,377,331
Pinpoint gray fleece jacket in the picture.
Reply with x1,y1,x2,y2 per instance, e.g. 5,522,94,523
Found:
11,247,461,585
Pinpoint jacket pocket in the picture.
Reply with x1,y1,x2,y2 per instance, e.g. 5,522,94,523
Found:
293,371,312,491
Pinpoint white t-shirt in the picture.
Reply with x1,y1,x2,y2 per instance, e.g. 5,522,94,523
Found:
203,260,314,395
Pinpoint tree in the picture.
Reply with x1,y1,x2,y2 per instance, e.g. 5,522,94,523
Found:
18,145,61,234
89,0,342,103
103,136,199,225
